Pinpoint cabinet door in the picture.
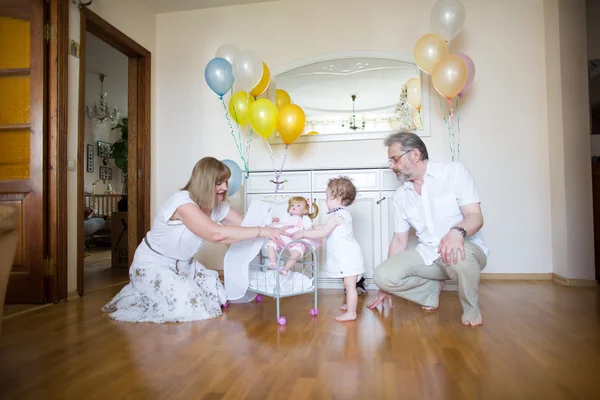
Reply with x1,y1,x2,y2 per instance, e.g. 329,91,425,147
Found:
379,190,419,263
314,192,381,279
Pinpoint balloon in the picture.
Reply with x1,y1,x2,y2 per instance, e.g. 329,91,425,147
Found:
276,104,306,145
228,91,255,126
307,131,319,135
432,54,468,99
406,77,422,110
232,50,263,92
248,98,278,139
204,57,234,97
430,0,466,42
221,159,242,196
456,53,475,96
215,43,240,66
413,33,449,75
276,89,291,110
249,62,270,98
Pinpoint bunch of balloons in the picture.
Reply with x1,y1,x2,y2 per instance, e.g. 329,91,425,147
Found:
412,0,475,160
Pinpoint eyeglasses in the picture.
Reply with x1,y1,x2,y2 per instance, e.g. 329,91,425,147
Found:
387,150,411,165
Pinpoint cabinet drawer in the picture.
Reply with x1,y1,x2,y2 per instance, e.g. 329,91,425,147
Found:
312,169,379,192
246,171,311,193
381,169,401,191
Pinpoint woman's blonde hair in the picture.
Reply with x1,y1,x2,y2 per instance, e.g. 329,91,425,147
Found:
182,157,231,209
287,196,319,220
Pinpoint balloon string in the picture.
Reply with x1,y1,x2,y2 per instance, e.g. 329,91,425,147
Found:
455,96,461,161
221,98,249,177
265,141,288,193
448,98,456,162
439,96,454,161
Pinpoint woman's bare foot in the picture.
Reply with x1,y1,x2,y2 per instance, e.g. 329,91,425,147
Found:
421,281,445,311
339,304,348,311
462,315,483,326
335,311,357,322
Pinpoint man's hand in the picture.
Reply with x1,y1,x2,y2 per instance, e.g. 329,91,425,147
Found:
438,229,465,265
367,290,394,309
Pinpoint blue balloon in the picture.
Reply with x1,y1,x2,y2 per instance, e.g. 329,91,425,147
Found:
205,57,234,97
221,159,242,196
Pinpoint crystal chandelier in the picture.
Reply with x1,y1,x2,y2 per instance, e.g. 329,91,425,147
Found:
341,94,365,131
86,73,120,128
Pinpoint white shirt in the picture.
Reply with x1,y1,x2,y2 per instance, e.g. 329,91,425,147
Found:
393,161,489,265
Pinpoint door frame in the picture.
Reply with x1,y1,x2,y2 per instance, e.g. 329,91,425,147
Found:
76,8,151,296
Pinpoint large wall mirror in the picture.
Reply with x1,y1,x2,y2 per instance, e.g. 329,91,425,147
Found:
268,51,430,145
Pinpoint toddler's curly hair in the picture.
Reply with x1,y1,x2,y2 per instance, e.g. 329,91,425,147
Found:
327,176,357,206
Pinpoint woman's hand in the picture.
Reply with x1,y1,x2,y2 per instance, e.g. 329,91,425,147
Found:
292,230,304,240
271,217,280,223
260,225,292,248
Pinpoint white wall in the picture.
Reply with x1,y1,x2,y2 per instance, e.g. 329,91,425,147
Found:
84,32,128,195
67,0,156,292
156,0,556,275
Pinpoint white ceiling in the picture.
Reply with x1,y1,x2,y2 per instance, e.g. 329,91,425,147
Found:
141,0,279,13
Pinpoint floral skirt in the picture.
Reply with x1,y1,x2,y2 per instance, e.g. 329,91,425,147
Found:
102,247,227,323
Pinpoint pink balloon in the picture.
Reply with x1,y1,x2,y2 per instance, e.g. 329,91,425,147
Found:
456,53,475,96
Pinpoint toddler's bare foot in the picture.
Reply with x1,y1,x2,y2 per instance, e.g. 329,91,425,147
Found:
279,267,289,276
421,281,445,311
462,314,483,326
335,311,357,322
339,304,348,311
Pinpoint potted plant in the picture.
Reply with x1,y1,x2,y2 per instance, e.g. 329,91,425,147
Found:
111,117,128,193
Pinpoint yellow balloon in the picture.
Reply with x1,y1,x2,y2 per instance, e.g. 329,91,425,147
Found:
248,98,278,139
307,131,319,135
276,89,291,110
228,91,254,126
414,33,449,75
432,55,468,99
406,77,422,110
276,104,306,145
413,109,423,130
249,62,270,98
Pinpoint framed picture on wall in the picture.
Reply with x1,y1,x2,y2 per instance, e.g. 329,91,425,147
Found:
86,144,94,172
99,166,112,181
97,140,113,158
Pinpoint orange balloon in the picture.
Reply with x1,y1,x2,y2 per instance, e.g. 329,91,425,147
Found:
276,104,306,145
414,33,449,75
276,89,291,110
432,55,468,99
249,62,270,98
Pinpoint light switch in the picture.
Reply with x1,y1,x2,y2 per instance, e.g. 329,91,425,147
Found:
67,158,76,171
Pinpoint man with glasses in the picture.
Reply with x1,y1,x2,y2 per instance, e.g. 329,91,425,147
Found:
367,132,489,326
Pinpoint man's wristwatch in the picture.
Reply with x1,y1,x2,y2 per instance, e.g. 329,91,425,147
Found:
451,226,467,237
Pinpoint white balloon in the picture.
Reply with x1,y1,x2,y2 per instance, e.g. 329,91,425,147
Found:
215,43,240,66
430,0,466,42
232,50,263,92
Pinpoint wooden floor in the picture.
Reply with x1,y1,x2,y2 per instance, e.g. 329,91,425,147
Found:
0,281,599,399
84,247,129,293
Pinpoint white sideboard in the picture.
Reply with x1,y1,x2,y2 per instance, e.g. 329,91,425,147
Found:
244,167,418,289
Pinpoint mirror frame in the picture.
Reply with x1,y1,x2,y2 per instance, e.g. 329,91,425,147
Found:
266,51,431,145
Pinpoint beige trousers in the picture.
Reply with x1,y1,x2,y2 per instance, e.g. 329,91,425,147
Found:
373,241,487,320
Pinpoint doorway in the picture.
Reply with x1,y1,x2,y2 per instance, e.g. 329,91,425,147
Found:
77,8,151,295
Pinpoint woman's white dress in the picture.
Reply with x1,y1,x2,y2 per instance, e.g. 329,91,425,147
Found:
325,208,365,279
102,190,228,323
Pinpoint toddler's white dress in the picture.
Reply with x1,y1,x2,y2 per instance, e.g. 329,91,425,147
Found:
325,208,365,280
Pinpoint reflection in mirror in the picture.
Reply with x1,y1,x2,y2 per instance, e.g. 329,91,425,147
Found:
271,54,429,144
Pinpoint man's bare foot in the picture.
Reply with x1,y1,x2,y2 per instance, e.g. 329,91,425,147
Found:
335,311,357,322
339,304,348,311
421,281,445,311
367,290,393,309
462,315,483,326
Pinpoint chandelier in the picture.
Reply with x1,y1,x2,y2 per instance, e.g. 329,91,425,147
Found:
86,73,120,128
341,94,365,131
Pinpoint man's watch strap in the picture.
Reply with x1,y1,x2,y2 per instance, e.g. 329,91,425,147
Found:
451,226,467,237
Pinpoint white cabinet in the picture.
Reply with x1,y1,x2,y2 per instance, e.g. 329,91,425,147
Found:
245,168,402,289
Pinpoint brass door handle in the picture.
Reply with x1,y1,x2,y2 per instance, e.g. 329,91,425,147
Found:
376,196,386,204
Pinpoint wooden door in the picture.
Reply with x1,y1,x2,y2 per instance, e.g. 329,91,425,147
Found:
0,0,47,303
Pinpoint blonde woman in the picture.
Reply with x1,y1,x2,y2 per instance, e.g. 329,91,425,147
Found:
102,157,291,323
